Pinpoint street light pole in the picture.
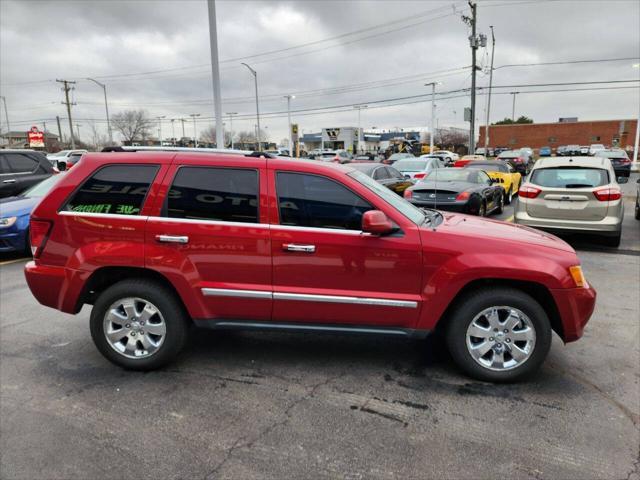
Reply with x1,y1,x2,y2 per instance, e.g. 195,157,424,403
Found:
284,95,295,152
170,119,176,145
510,92,519,121
156,116,166,146
226,112,238,149
207,0,224,149
425,83,441,154
354,105,368,154
241,63,261,151
484,25,495,150
189,114,200,147
0,96,10,133
86,78,112,144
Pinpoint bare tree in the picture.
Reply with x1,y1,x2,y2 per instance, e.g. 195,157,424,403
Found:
88,121,111,150
111,109,153,143
200,125,231,146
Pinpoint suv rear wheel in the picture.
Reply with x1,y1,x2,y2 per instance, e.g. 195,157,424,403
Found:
445,288,552,382
90,279,190,370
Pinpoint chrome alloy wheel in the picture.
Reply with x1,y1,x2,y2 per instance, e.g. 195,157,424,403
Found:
465,306,536,371
103,297,166,359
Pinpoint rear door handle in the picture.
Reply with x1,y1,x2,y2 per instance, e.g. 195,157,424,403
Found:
2,179,16,184
156,235,189,244
283,243,316,253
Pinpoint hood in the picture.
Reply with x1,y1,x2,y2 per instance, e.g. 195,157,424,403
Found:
434,212,575,253
0,196,41,218
413,181,474,192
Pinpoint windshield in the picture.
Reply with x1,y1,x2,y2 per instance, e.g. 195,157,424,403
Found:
530,167,609,188
393,159,428,171
22,174,62,197
420,169,472,182
348,170,425,225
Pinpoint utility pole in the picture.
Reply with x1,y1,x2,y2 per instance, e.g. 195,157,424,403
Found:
170,119,176,145
207,0,224,149
0,96,10,133
56,116,62,142
484,25,495,150
75,123,82,142
510,92,519,121
226,112,238,149
425,83,441,153
284,95,295,152
241,63,261,151
354,105,368,154
189,113,200,147
180,118,186,139
462,2,481,153
56,79,76,148
86,78,112,144
156,116,166,145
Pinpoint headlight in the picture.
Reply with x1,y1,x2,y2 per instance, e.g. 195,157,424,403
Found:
0,217,17,228
569,265,587,288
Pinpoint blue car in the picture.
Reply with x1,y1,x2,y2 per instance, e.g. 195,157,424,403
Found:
0,175,62,254
539,146,552,157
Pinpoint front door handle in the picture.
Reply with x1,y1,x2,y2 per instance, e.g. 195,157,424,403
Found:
283,243,316,253
2,179,16,184
156,235,189,244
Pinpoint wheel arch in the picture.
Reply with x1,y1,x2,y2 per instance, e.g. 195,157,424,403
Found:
434,278,564,340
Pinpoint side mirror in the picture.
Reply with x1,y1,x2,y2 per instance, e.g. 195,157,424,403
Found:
617,176,629,184
362,210,394,235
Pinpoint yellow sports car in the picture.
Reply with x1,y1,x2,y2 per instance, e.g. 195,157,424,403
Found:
462,160,522,204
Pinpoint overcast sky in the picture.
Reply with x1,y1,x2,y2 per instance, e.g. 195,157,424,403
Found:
1,0,638,145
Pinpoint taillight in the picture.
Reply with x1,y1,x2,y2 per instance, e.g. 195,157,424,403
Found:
404,189,413,199
518,186,541,198
513,157,524,163
414,172,426,179
333,156,340,162
456,191,470,201
619,158,631,165
593,187,621,201
29,219,52,258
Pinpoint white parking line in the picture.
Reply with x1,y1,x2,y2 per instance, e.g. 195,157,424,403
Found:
0,258,28,266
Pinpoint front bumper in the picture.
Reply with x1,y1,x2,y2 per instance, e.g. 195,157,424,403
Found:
550,285,597,342
0,229,27,252
24,261,87,314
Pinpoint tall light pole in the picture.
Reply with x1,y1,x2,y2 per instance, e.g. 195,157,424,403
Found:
510,92,519,121
170,119,176,145
86,78,112,143
633,64,640,168
226,112,238,149
354,105,368,153
156,115,166,145
284,95,295,152
189,113,200,147
0,96,10,133
425,82,441,153
241,62,261,151
484,25,495,150
75,123,82,141
207,0,224,150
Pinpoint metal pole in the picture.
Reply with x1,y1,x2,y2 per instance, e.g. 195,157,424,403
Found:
242,63,261,151
469,1,477,154
75,123,81,141
511,92,519,121
170,119,176,145
484,25,495,150
156,116,166,145
56,116,62,142
86,78,112,144
430,84,435,153
190,114,200,147
633,112,639,165
207,0,224,149
0,96,10,132
226,112,237,149
285,95,294,152
180,118,186,138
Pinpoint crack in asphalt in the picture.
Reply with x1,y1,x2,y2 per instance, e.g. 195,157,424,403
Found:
202,373,343,479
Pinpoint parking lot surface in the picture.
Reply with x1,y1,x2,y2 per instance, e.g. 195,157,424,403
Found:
1,178,639,479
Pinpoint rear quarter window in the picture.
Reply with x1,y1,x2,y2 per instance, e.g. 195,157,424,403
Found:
62,164,159,215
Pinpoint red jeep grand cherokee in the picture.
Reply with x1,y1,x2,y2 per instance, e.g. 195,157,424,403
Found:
24,152,596,382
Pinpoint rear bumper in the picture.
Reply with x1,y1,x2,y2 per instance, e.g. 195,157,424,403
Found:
613,165,631,177
514,209,623,234
24,261,87,314
550,286,597,342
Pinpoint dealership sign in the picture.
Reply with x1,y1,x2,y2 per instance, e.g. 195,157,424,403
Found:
28,126,44,148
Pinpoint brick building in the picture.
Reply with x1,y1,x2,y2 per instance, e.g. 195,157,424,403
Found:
479,119,638,152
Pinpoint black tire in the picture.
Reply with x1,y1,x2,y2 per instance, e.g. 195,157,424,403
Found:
90,279,190,370
602,230,621,248
445,287,552,383
635,198,639,220
505,186,513,205
478,201,487,217
495,192,505,214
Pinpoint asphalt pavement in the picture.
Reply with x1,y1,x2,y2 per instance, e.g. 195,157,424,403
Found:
1,177,638,479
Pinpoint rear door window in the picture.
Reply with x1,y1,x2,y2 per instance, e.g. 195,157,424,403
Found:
530,168,609,188
276,172,373,230
165,166,259,223
63,164,159,215
5,153,37,173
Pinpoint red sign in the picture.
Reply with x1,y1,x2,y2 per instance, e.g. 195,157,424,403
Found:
28,126,44,148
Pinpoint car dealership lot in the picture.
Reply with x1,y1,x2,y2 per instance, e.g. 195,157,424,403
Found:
1,183,638,479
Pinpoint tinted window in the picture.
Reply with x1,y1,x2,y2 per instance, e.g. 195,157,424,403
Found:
5,153,37,173
64,164,158,215
530,167,609,188
387,167,402,179
373,167,389,180
277,172,373,230
166,167,258,223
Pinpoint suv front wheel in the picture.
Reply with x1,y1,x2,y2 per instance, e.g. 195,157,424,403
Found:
90,279,190,370
446,288,552,382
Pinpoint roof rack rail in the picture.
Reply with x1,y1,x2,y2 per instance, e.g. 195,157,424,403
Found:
100,145,278,158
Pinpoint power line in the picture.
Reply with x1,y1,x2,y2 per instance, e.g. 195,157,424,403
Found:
495,57,640,70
